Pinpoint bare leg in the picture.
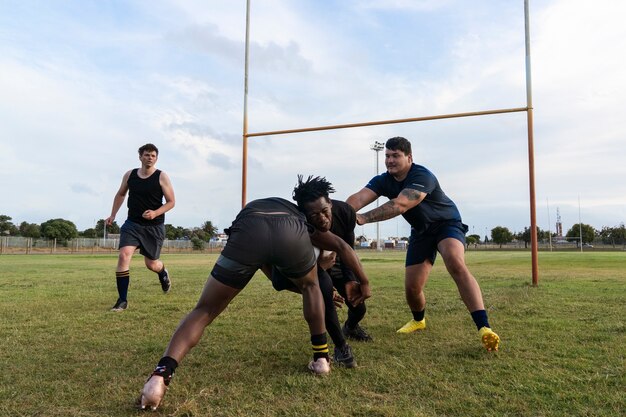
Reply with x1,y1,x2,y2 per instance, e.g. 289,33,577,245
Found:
144,257,164,273
116,246,136,272
163,275,241,362
437,238,484,312
404,261,432,312
289,266,326,336
139,275,241,410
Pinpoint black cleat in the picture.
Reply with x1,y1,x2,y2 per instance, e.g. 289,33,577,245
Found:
111,299,128,312
159,269,171,293
333,343,357,368
342,323,373,342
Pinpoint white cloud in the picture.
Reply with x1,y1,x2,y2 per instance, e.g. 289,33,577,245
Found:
0,0,624,237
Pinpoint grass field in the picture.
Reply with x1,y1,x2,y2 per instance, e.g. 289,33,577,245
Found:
1,251,624,417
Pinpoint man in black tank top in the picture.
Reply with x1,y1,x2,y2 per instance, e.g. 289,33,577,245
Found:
105,143,176,312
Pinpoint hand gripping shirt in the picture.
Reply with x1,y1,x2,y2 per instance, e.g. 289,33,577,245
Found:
365,164,461,235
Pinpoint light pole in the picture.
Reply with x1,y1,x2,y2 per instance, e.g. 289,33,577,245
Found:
371,141,384,251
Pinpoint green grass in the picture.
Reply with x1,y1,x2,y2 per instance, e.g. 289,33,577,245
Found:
0,251,624,417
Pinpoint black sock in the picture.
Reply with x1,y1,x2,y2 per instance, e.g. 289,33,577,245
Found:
154,356,178,386
116,270,130,301
412,309,425,322
158,265,167,279
311,333,329,361
470,310,490,330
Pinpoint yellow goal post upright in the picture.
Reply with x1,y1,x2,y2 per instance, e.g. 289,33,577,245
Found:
240,0,539,286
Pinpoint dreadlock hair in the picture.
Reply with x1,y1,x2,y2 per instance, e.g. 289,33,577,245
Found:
292,175,336,207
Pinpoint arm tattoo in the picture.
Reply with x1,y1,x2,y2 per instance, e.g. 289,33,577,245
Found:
361,188,423,223
362,200,402,223
400,188,422,201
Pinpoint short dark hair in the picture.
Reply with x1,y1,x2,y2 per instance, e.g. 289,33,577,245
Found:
385,137,412,156
292,175,335,207
138,143,159,155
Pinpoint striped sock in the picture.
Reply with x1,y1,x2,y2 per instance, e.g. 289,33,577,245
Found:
311,333,329,361
116,270,130,301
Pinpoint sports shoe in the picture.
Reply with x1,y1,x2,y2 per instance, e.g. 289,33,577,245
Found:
159,269,171,293
396,318,426,333
333,344,357,368
110,299,128,312
137,375,167,411
307,357,331,375
478,327,500,351
342,323,373,342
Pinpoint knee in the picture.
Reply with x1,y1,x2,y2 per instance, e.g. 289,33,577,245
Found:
145,258,160,271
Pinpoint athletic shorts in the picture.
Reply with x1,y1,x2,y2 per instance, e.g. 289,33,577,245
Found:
405,220,468,266
211,213,317,289
119,220,165,260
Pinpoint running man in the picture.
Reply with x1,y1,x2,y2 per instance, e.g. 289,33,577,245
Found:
105,143,175,311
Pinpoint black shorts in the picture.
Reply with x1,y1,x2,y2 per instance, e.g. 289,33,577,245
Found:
405,220,468,266
211,213,317,289
119,220,165,260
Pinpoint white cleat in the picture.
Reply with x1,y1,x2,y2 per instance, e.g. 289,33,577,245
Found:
138,375,167,411
307,357,331,375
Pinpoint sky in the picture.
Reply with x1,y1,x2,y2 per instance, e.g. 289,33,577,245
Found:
1,0,625,241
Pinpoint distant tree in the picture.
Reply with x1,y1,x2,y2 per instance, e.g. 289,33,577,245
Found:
201,220,218,239
599,223,626,247
19,221,41,238
0,215,18,235
190,236,205,250
519,226,550,248
95,219,119,236
491,226,513,248
80,228,98,238
466,234,480,248
40,218,78,243
468,234,481,242
165,224,186,240
566,223,596,245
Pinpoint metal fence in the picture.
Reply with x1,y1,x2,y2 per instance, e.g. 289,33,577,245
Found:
0,236,225,255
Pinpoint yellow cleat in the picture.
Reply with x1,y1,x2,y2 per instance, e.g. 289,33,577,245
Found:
478,327,500,351
396,318,426,334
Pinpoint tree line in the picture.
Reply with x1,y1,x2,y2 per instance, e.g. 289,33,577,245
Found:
0,215,219,247
2,214,625,249
467,223,626,248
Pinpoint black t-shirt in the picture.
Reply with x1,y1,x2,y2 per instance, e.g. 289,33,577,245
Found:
329,199,357,281
365,163,461,234
127,169,164,225
237,197,305,220
329,199,356,246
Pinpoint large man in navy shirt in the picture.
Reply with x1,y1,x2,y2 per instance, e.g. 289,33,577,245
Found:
346,137,499,351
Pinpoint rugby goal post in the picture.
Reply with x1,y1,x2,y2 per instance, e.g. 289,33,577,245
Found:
240,0,539,286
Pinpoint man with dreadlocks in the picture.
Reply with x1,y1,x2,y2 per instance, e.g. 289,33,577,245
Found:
292,175,374,342
138,196,371,411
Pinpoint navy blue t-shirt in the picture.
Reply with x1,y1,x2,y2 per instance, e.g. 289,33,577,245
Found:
365,164,461,234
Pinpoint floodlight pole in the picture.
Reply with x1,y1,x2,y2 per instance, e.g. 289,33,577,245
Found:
241,0,251,208
371,141,384,251
524,0,539,286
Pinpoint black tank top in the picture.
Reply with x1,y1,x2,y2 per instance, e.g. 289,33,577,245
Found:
127,168,165,225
